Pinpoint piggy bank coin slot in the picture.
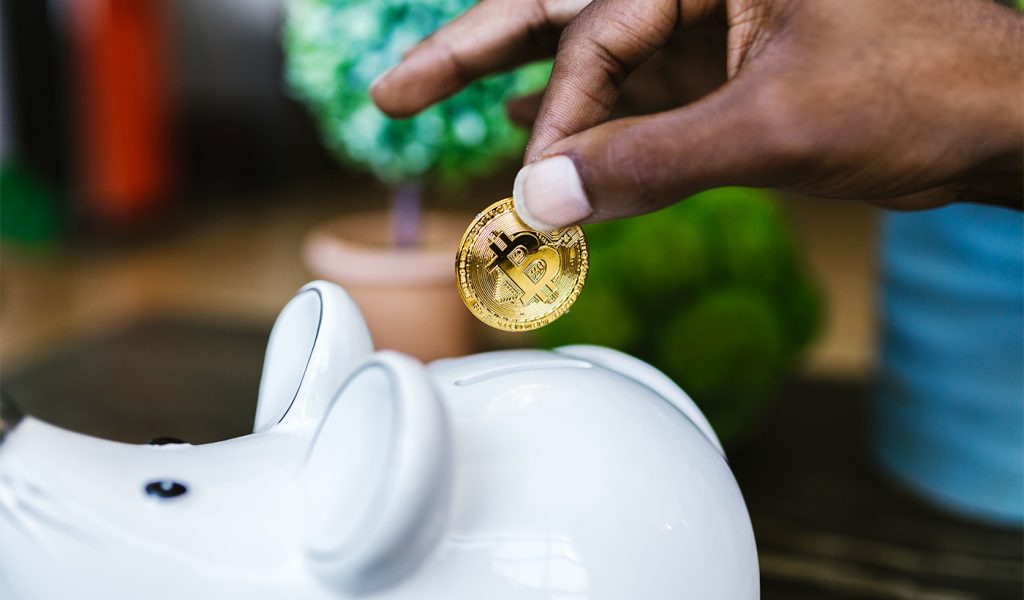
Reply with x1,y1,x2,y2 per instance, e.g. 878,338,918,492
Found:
454,358,592,386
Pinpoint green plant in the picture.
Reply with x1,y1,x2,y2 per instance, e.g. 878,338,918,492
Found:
283,0,549,187
537,187,822,443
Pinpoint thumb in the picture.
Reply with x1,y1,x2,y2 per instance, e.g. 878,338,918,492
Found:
513,76,789,229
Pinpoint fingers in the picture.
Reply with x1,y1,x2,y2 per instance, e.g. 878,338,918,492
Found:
372,0,588,118
524,0,722,162
513,75,785,229
523,0,677,161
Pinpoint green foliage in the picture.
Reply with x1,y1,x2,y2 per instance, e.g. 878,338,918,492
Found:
0,159,61,248
537,188,822,443
283,0,550,185
658,288,787,442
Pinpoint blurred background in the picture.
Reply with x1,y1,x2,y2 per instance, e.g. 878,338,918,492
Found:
0,0,874,377
1,1,1019,598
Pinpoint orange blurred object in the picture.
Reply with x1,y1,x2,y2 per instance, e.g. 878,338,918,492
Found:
70,0,172,227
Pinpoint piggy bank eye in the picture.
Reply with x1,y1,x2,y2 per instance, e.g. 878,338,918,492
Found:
145,480,188,499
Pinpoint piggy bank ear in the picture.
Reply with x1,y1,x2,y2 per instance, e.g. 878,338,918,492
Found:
298,351,451,593
254,281,374,432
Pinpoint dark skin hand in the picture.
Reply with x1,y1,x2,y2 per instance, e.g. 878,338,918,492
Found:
373,0,1023,230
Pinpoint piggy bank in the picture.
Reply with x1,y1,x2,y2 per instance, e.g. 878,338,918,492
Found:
0,281,759,599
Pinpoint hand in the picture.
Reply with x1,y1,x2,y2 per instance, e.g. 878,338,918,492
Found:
372,0,1023,229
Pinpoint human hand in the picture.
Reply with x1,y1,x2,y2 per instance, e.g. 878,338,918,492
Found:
372,0,1023,229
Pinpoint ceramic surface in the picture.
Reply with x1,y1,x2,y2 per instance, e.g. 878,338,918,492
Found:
0,281,759,599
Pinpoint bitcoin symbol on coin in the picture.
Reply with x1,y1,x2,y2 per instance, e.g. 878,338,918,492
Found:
487,231,561,305
456,198,588,331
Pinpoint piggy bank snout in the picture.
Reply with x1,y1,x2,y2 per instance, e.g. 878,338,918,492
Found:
298,351,452,593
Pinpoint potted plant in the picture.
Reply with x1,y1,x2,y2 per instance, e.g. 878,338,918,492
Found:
282,0,548,360
537,187,822,444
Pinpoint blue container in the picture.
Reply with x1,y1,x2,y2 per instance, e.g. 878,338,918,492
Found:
875,204,1023,526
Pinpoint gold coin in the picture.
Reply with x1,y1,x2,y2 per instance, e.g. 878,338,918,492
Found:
456,198,588,331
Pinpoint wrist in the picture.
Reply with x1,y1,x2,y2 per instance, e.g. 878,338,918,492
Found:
958,8,1023,209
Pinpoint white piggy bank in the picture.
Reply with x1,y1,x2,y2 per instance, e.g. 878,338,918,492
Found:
0,281,759,599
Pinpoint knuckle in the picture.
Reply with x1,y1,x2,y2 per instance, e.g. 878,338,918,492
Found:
581,37,631,88
423,34,474,85
556,28,630,92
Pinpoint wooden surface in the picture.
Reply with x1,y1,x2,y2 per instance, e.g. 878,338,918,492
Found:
5,318,1020,599
0,187,879,380
733,379,1022,599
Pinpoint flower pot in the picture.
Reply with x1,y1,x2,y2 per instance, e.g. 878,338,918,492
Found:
304,211,473,362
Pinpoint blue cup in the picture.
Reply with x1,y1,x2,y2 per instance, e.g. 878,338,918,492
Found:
875,203,1023,526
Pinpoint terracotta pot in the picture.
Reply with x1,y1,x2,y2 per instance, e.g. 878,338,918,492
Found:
304,211,473,362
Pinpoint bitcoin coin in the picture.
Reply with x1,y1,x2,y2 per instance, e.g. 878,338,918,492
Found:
456,198,588,331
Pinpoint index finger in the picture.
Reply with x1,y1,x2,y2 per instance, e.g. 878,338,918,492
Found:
371,0,589,118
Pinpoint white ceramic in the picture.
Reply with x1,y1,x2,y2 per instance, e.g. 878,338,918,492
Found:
0,281,759,599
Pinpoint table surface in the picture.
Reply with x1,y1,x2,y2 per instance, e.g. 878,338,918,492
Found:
1,188,880,381
5,318,1021,599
